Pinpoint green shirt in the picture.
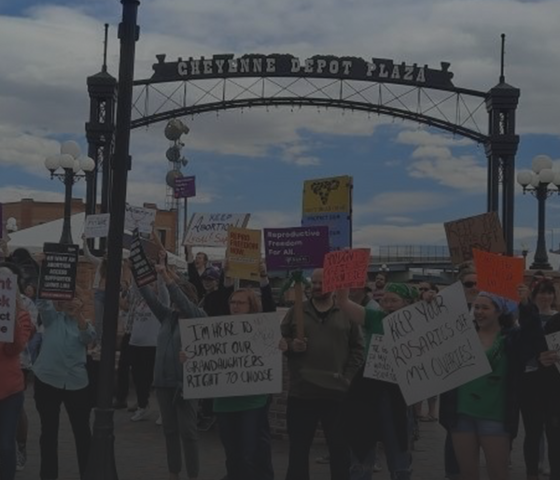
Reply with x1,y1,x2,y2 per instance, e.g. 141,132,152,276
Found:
457,334,507,422
213,394,268,413
363,309,386,356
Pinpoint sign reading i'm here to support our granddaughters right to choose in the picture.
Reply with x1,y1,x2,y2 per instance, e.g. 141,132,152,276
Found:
379,281,491,405
179,311,283,399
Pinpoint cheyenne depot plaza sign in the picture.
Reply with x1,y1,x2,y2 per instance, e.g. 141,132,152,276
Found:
150,53,456,90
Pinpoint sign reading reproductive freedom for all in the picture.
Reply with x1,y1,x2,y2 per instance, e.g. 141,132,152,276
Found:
381,281,491,405
184,213,251,247
179,312,283,399
322,248,370,293
264,226,329,271
0,271,17,343
444,211,506,265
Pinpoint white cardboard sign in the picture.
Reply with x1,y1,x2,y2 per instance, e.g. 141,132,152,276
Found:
179,311,283,399
363,334,398,384
183,213,250,247
545,331,560,375
84,213,110,238
125,204,156,234
0,272,17,343
382,281,491,405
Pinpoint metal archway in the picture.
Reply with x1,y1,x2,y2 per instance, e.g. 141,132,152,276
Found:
86,52,519,253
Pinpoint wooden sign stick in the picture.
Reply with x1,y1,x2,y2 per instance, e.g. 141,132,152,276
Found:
294,282,304,340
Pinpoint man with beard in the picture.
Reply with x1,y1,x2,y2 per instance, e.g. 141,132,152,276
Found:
370,273,387,303
280,268,364,480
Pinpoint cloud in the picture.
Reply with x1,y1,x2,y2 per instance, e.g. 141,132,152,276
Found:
353,222,447,247
0,185,64,203
396,129,474,148
354,191,446,218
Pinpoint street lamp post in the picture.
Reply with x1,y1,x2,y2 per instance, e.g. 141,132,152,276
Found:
517,154,560,270
45,141,95,244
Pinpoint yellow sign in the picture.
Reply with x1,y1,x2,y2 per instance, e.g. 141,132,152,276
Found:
302,175,352,214
226,227,262,281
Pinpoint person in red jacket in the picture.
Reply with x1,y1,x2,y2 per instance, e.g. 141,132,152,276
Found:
0,265,33,480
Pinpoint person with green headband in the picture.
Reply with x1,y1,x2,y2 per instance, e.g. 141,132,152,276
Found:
336,282,417,480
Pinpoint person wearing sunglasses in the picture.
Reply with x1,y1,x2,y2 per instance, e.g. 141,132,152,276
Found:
457,263,478,307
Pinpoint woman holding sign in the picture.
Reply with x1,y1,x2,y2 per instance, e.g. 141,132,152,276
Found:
138,261,204,480
0,264,33,480
439,286,542,480
336,283,418,480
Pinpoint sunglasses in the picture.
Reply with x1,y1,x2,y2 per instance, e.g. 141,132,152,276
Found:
463,281,477,288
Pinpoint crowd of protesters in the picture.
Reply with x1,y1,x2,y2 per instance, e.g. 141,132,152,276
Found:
1,232,560,480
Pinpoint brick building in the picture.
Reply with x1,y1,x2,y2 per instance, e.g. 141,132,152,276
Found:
2,198,178,252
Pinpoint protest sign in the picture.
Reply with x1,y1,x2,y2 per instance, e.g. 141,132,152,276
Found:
473,249,524,301
301,211,351,251
125,204,157,234
0,202,3,239
184,213,251,247
545,331,560,375
174,176,196,199
322,248,370,293
38,243,79,300
179,311,283,399
129,229,157,287
84,213,111,238
363,334,398,384
444,212,506,265
302,175,352,215
264,226,329,271
381,281,491,405
0,271,17,342
226,227,261,281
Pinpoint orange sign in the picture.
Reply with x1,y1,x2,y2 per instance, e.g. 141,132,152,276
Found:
322,248,371,293
473,249,524,301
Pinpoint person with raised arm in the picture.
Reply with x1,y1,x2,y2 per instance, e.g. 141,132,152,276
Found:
336,283,417,480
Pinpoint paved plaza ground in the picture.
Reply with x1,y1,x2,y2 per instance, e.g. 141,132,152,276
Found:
15,388,537,480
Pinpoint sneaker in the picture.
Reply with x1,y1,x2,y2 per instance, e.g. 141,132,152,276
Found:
315,454,330,464
16,445,26,471
197,415,216,431
155,414,162,426
130,407,150,422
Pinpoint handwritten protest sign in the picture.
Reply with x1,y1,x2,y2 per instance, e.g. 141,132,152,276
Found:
38,243,79,300
473,249,524,301
0,271,17,342
84,213,110,238
302,175,352,215
125,204,157,234
226,227,261,281
545,332,560,375
322,248,370,293
264,226,329,271
382,281,491,405
129,229,157,287
363,334,397,384
184,213,250,247
444,212,506,265
179,311,283,399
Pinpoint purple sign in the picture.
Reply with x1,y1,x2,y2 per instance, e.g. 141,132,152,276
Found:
174,176,196,199
264,226,329,271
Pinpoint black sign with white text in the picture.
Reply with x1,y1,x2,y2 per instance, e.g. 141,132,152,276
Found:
130,229,157,287
38,243,79,300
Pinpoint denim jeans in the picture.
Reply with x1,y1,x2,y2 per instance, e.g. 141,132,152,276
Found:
0,391,24,480
217,403,273,480
377,389,411,480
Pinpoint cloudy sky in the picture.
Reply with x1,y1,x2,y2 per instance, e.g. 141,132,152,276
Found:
1,0,560,254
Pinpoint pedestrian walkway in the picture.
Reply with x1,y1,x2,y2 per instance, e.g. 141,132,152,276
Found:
16,388,532,479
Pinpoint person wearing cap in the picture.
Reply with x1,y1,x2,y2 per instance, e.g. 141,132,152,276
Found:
198,266,233,318
439,286,543,480
336,283,418,480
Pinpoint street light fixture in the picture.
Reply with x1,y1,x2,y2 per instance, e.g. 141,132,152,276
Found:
45,141,95,244
516,154,560,270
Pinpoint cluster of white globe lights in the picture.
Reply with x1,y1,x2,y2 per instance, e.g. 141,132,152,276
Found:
44,140,96,177
517,155,560,191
